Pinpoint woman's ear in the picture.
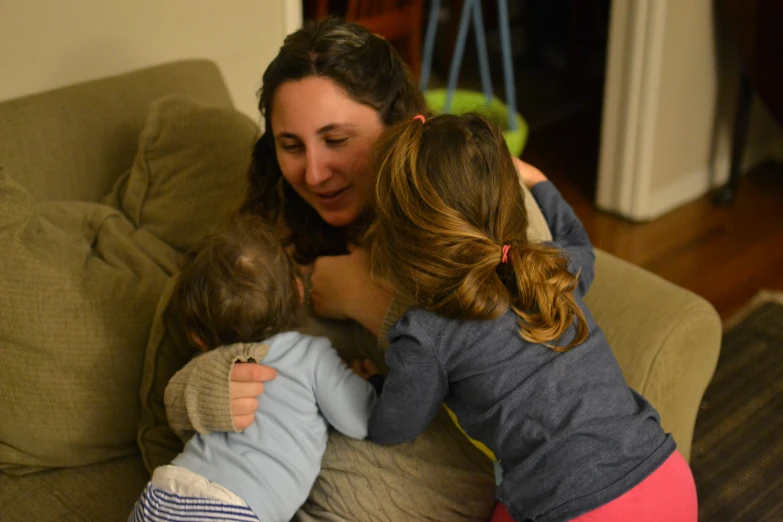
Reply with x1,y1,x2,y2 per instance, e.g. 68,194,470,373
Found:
188,331,209,352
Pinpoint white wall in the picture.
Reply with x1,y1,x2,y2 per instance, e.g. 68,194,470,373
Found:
597,0,783,221
0,0,302,121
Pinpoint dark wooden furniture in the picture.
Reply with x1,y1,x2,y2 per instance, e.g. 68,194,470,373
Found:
713,0,783,205
313,0,424,78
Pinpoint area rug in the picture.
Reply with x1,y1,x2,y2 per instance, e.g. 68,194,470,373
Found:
690,290,783,522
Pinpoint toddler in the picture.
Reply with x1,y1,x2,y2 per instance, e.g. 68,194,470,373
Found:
129,216,378,522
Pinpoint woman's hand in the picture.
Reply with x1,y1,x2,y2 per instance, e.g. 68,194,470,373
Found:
230,363,278,430
512,156,548,189
310,245,393,336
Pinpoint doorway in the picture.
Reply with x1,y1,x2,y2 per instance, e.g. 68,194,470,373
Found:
300,0,612,205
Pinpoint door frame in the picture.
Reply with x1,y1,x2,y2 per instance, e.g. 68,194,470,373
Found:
596,0,669,220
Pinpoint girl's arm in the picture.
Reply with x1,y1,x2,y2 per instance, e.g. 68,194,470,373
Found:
513,157,594,297
529,181,595,298
367,315,449,445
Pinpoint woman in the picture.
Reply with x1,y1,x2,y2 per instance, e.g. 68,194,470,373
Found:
165,17,552,521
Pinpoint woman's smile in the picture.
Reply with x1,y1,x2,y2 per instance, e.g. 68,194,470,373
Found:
314,186,352,210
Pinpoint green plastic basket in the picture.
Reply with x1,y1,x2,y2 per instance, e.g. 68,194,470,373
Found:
424,89,529,157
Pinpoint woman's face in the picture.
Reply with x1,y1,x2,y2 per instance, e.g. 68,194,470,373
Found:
271,77,385,227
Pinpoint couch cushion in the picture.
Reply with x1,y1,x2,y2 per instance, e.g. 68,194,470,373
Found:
0,60,234,203
137,275,197,473
105,94,258,470
0,454,148,522
0,169,177,474
106,94,258,253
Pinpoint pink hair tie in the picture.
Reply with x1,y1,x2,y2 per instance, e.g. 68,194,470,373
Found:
413,114,426,123
501,244,511,264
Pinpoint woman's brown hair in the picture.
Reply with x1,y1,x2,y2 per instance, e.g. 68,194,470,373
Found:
177,216,302,350
366,113,588,350
240,17,427,264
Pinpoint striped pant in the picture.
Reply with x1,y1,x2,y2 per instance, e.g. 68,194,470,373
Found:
129,464,261,522
129,483,260,521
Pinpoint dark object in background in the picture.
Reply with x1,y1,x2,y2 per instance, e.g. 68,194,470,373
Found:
713,0,783,206
308,0,424,78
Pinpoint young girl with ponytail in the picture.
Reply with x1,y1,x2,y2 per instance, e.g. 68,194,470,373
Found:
360,113,698,522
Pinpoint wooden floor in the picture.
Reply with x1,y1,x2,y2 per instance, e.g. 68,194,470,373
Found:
521,107,783,323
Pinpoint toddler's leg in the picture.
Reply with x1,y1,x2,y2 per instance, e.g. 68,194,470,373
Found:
129,465,259,521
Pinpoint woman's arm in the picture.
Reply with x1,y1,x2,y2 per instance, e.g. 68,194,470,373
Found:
310,245,394,336
164,343,278,439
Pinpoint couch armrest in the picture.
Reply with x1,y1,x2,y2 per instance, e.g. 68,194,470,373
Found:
584,249,721,461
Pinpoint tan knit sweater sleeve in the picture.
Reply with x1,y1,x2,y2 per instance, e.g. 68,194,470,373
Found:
164,342,269,441
376,293,415,354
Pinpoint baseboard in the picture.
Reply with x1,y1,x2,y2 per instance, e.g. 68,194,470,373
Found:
646,136,783,220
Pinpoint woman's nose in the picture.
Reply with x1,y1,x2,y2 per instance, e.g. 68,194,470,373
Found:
305,151,331,186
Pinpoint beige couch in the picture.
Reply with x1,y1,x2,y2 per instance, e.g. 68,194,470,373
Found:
0,60,722,522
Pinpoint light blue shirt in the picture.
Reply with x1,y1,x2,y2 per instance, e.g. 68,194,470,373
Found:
173,331,377,521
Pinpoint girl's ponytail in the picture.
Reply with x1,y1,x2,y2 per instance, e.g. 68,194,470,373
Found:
503,242,588,351
431,239,512,320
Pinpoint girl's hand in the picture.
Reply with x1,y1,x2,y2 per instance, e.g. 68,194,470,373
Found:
230,363,278,430
310,245,393,335
512,156,548,189
350,358,380,380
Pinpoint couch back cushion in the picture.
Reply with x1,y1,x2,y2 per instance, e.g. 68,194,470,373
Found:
0,91,258,475
112,94,259,252
0,170,177,473
0,60,234,203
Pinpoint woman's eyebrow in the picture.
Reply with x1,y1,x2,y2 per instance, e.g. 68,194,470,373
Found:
316,123,356,135
275,123,356,141
274,131,299,141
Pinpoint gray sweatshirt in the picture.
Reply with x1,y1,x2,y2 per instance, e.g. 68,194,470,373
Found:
173,332,377,522
367,182,675,522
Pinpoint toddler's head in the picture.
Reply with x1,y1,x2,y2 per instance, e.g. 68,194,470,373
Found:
177,216,302,351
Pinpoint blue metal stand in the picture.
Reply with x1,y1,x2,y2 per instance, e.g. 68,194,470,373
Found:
420,0,518,131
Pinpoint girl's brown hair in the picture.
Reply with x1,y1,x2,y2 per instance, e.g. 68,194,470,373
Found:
240,17,427,264
177,216,301,350
366,113,587,350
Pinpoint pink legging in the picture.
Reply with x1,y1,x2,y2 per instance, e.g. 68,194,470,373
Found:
491,451,698,522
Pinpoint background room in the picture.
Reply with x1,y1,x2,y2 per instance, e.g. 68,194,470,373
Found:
1,1,782,520
303,0,783,321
